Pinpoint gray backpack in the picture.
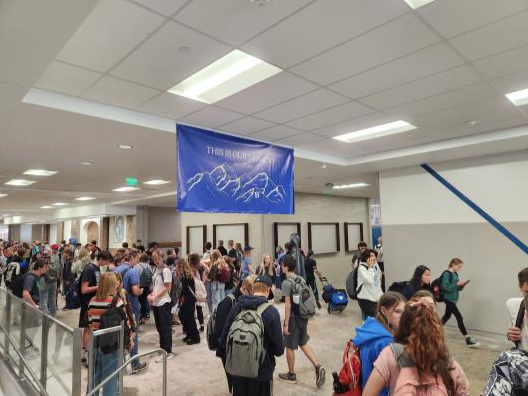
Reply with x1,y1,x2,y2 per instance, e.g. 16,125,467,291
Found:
225,302,270,379
291,276,316,319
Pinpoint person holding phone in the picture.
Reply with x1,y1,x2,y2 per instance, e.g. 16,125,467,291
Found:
441,258,480,347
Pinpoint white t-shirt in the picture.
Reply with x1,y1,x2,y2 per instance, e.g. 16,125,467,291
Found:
506,297,528,351
151,267,172,307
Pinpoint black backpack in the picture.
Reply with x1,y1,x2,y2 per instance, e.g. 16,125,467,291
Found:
99,295,131,354
431,270,451,302
139,263,153,288
388,281,411,295
11,273,28,298
346,264,367,300
207,294,235,351
5,261,21,288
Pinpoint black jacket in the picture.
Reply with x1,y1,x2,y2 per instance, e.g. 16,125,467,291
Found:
220,294,284,382
214,288,242,358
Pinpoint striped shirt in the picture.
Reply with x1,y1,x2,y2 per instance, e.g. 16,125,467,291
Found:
88,296,124,330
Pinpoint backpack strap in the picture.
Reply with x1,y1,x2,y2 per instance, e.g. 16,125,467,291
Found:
256,302,271,316
227,293,236,303
110,294,120,309
390,343,415,368
514,297,527,348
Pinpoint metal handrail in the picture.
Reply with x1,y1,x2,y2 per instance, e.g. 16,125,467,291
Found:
0,320,49,396
86,349,168,396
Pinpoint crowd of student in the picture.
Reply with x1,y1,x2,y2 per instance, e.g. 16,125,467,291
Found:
1,236,527,396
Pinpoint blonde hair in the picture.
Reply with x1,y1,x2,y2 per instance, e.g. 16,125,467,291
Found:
242,274,257,294
96,272,119,299
79,248,91,264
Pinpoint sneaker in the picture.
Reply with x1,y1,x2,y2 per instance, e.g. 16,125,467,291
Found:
199,325,204,333
131,362,148,374
278,372,297,384
315,364,325,388
182,336,190,343
466,338,480,348
155,353,174,363
186,338,200,345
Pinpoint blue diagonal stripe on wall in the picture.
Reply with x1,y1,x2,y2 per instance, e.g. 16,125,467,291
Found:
421,163,528,255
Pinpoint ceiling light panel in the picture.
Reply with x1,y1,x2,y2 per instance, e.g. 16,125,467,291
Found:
333,183,369,189
143,180,171,185
5,179,35,186
23,169,57,176
52,202,68,206
76,197,96,201
112,187,140,192
402,0,436,10
41,206,53,209
168,50,282,104
118,144,133,149
0,194,8,198
333,121,417,144
505,88,528,106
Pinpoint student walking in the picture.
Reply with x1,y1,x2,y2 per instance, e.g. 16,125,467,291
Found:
441,258,479,347
178,259,200,345
357,249,383,319
304,250,322,309
278,255,325,388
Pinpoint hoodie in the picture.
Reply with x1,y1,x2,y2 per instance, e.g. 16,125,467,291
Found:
353,317,393,396
220,294,285,382
214,288,242,358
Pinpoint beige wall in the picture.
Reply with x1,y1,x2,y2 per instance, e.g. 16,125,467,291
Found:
148,206,181,243
181,192,369,286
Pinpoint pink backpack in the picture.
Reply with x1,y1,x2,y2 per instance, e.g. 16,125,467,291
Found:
391,344,449,396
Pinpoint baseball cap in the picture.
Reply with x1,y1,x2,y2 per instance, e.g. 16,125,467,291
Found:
51,244,59,250
254,275,274,301
243,245,253,251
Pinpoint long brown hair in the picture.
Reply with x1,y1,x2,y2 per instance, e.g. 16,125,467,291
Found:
376,291,406,334
394,302,455,395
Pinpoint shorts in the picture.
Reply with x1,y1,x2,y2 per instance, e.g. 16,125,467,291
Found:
79,304,89,328
284,315,309,350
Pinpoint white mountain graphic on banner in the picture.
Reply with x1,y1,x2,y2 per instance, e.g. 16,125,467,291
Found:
187,163,287,206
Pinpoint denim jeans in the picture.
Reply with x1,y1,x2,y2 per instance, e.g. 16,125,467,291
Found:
131,306,140,368
38,281,57,316
92,348,119,396
211,281,225,313
205,281,213,314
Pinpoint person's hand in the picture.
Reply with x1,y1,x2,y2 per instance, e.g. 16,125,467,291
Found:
129,337,135,351
457,280,466,286
507,326,522,342
147,294,155,304
283,324,290,335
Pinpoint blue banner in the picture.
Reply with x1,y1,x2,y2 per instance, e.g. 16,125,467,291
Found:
177,124,294,214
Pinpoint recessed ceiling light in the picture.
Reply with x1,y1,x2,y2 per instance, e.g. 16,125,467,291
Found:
75,197,96,201
112,186,140,192
52,202,68,206
23,169,57,176
5,179,35,186
505,88,528,106
40,206,53,209
168,49,282,104
0,193,7,198
179,46,192,53
332,120,417,144
80,161,93,165
118,144,133,149
333,183,369,190
143,180,171,185
402,0,436,10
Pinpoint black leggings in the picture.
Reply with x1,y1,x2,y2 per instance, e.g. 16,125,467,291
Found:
442,299,467,336
196,305,204,325
357,299,377,320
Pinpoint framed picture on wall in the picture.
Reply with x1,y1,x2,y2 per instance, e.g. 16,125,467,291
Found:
114,215,125,243
273,222,301,257
344,222,364,252
213,223,248,248
307,222,340,254
186,225,207,254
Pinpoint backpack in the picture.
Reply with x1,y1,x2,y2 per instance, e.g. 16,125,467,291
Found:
5,261,21,288
208,263,220,281
388,281,411,295
346,264,367,300
514,297,527,349
11,273,28,298
225,302,270,379
431,271,451,302
290,276,316,319
207,293,235,351
44,256,61,284
332,340,361,396
217,265,231,283
99,295,131,354
169,271,182,307
194,277,207,301
391,343,449,396
139,263,153,289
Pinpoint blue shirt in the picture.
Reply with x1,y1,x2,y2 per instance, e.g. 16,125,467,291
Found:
114,263,140,312
241,257,252,276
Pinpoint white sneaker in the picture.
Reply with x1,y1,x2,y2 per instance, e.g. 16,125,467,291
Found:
155,353,174,363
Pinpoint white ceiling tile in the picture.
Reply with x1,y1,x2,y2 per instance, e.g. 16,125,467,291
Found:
136,92,206,119
360,65,482,110
242,0,408,68
57,0,164,72
473,44,528,79
311,112,394,137
110,21,231,90
286,101,374,131
249,125,301,141
275,132,326,146
298,138,360,155
329,43,464,99
449,10,528,61
290,13,440,86
175,0,312,46
385,82,497,119
218,116,275,135
429,116,528,140
131,0,188,16
253,89,349,123
34,61,101,96
216,72,317,114
81,76,160,108
180,106,244,128
358,132,438,151
490,69,528,95
418,0,528,39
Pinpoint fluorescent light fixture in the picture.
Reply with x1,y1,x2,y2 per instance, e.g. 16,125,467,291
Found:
80,161,93,165
0,193,7,198
402,0,436,9
505,88,528,106
333,183,369,190
23,169,57,176
40,206,53,209
118,144,133,149
143,180,171,185
52,202,68,206
5,179,35,186
168,49,282,104
112,186,140,192
76,197,96,201
333,120,417,144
